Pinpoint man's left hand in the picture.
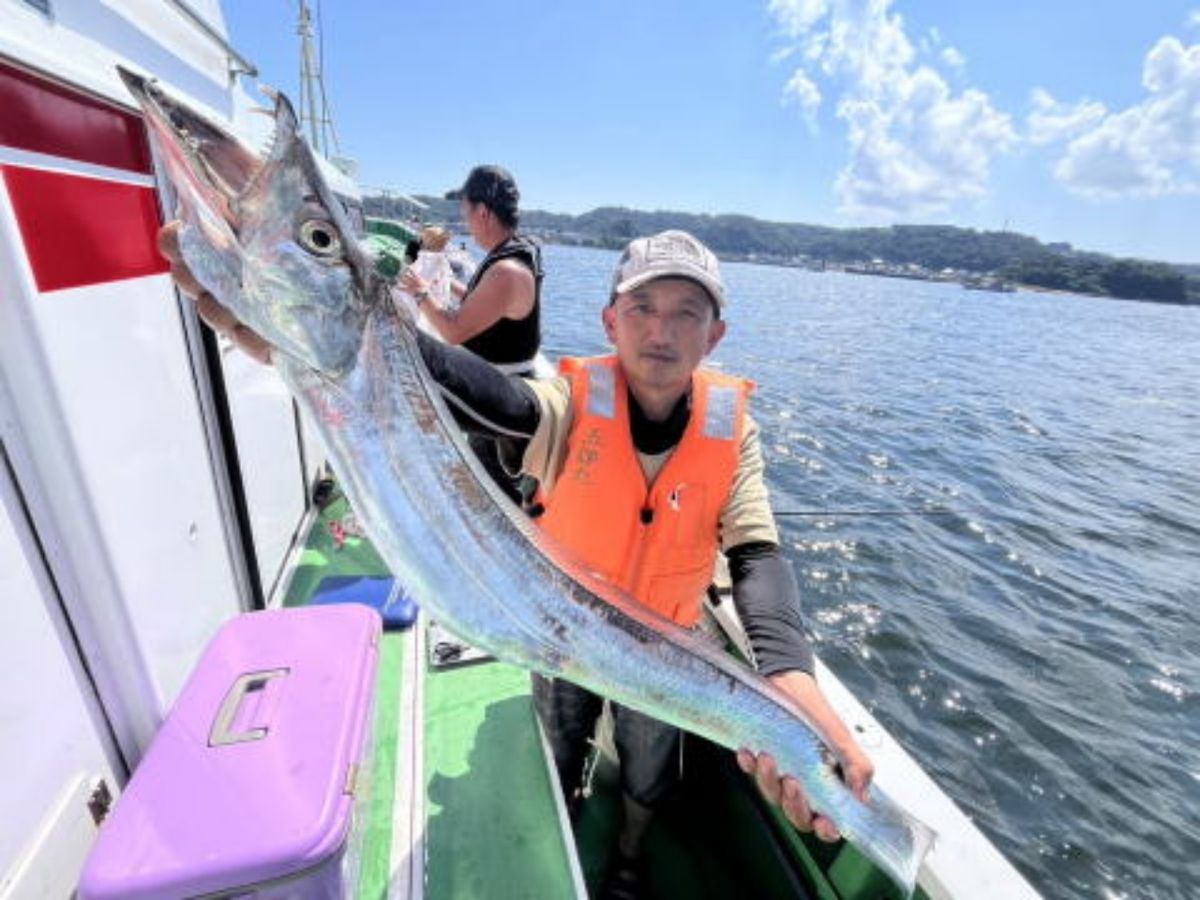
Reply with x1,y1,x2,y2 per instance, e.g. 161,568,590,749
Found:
736,749,843,842
736,669,875,842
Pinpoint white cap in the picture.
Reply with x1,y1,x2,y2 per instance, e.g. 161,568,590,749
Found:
611,230,726,311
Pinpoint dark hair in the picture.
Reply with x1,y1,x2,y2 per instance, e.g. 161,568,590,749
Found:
447,165,520,229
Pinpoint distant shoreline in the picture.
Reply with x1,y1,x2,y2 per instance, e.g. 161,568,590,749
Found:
363,195,1198,307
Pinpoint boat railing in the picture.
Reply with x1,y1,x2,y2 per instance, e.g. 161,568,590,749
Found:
164,0,257,78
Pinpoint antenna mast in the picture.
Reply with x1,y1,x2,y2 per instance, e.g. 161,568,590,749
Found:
297,0,339,156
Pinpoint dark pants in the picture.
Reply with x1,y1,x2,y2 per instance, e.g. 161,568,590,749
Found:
468,433,527,504
531,673,681,809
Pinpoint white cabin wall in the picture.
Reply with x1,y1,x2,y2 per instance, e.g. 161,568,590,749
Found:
3,0,232,121
26,273,247,704
0,459,119,897
0,154,169,760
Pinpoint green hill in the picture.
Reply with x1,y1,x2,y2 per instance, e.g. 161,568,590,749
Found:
362,195,1196,305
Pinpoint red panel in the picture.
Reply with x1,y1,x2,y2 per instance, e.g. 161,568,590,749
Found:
3,166,168,293
0,60,152,174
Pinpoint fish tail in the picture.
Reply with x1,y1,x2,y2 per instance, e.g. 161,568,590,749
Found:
844,785,936,897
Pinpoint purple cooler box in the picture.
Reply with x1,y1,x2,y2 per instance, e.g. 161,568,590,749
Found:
78,605,381,899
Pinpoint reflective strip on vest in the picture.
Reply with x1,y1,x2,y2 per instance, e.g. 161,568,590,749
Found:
586,362,617,419
704,385,738,440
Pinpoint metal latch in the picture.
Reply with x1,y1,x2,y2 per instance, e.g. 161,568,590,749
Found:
343,762,360,796
87,779,112,825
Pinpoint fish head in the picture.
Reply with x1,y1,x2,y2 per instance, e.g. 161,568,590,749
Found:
119,67,376,376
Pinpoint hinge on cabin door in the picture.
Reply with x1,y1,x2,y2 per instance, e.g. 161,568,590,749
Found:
87,779,113,825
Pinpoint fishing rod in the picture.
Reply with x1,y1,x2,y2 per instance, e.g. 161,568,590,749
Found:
772,508,958,518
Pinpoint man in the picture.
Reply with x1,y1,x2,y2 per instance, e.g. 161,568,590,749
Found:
399,164,544,500
400,164,542,373
159,225,872,899
506,231,873,897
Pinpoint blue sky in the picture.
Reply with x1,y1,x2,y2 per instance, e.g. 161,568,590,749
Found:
222,1,1200,264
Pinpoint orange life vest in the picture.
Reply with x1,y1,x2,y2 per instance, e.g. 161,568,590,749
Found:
537,355,752,626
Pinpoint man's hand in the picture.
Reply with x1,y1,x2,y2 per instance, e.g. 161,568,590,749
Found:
737,669,876,842
737,749,843,841
157,222,273,365
398,267,427,300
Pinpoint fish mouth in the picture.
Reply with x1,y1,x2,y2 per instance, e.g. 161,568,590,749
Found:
119,66,372,377
117,66,267,222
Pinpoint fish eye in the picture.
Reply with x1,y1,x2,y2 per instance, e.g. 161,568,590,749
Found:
298,219,341,257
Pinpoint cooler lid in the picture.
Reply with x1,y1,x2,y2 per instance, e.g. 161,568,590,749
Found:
79,605,381,898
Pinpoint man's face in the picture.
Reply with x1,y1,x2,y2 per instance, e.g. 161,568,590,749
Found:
602,277,726,398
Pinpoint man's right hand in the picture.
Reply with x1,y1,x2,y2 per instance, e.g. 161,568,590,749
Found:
158,222,274,365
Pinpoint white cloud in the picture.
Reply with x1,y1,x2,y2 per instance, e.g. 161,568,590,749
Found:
1188,10,1200,30
1026,88,1107,145
770,45,798,65
769,0,829,36
919,25,965,71
783,69,823,130
918,26,941,56
941,46,966,71
769,0,1014,218
1050,36,1200,198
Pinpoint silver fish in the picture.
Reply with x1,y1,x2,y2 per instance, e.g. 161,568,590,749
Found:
119,68,935,894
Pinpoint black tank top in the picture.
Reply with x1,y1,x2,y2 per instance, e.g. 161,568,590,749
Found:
461,234,543,367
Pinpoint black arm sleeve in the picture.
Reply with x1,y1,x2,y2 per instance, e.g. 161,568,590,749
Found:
415,331,542,440
727,541,815,677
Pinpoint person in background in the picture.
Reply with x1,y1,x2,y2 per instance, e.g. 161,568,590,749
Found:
399,164,544,500
400,164,542,374
157,225,872,900
419,224,452,254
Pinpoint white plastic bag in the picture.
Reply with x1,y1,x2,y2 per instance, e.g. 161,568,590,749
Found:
410,252,455,310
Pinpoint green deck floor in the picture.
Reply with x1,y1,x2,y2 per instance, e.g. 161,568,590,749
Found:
356,632,404,899
282,496,390,607
423,660,580,898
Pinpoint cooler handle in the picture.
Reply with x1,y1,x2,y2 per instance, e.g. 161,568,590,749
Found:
209,668,289,747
